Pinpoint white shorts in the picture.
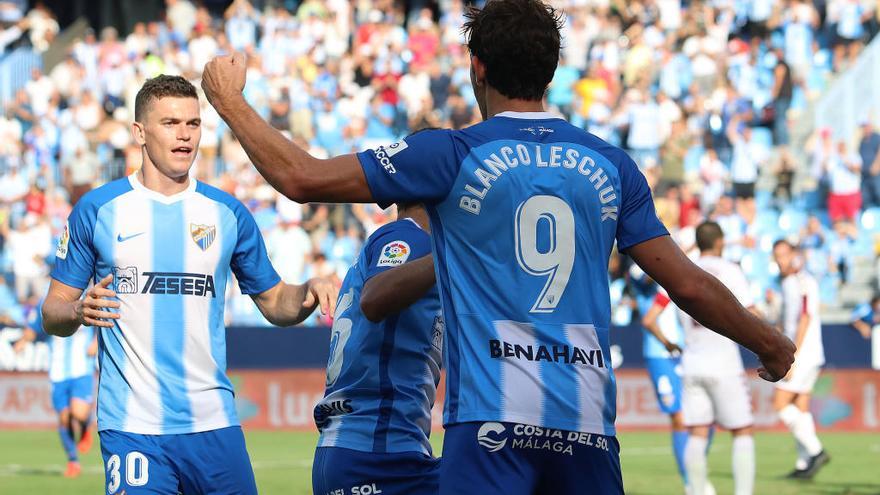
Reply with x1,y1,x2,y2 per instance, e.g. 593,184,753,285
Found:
775,364,822,394
682,374,754,430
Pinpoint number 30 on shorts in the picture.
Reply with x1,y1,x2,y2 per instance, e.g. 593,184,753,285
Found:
107,451,150,493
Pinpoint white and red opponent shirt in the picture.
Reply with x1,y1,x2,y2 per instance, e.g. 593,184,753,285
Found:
678,255,754,377
780,271,825,367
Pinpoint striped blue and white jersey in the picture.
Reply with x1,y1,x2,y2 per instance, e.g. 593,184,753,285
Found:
358,112,668,436
50,175,280,435
315,219,443,456
30,300,96,383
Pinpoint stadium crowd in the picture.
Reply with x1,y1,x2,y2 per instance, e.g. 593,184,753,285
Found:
1,0,879,327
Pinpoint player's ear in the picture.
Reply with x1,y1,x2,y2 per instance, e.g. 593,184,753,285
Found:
131,121,146,146
470,55,486,87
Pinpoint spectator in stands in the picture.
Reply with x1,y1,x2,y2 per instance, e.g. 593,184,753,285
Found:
859,119,880,207
4,212,50,304
850,294,880,338
828,220,857,283
166,0,197,44
826,140,864,223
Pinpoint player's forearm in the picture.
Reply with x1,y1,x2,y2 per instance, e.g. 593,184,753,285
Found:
852,320,872,338
214,95,315,202
260,283,316,327
642,320,669,348
361,255,435,323
41,297,82,337
794,315,810,350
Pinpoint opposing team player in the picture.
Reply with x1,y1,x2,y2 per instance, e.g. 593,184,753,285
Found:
679,222,756,495
202,1,795,491
772,240,830,479
313,201,442,495
15,298,97,478
640,285,691,489
41,75,337,495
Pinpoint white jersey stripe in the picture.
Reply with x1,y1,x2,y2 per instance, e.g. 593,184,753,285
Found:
495,320,545,423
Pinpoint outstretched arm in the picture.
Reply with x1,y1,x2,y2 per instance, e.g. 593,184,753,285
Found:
201,53,372,204
627,236,796,381
360,255,435,322
251,278,339,327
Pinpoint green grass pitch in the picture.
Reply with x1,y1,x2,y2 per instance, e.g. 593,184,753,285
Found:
0,430,877,494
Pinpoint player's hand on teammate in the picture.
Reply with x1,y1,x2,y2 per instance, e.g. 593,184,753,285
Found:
303,277,338,318
76,274,120,329
201,51,247,113
756,330,796,382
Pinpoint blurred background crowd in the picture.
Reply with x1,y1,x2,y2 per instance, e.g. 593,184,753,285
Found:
0,0,879,328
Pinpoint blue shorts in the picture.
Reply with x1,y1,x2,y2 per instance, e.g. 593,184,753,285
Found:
646,357,683,415
51,375,94,412
440,422,622,495
99,426,257,495
313,446,439,495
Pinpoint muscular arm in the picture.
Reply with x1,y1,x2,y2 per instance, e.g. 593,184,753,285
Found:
360,255,435,323
203,54,373,204
251,279,338,327
627,236,795,380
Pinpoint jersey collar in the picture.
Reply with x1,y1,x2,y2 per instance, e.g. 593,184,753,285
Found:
128,173,197,204
494,111,562,120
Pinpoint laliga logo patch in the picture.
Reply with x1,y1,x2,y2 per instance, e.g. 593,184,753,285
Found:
477,422,507,452
377,241,410,267
385,139,408,157
55,222,70,260
190,223,216,251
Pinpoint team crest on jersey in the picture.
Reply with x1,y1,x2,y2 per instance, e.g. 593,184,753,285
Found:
114,266,138,294
190,223,216,251
377,241,410,267
55,222,70,260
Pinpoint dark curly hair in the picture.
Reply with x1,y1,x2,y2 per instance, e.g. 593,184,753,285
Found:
134,74,198,121
463,0,564,101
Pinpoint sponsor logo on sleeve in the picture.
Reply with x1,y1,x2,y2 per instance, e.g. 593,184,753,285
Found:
377,241,410,267
55,222,70,260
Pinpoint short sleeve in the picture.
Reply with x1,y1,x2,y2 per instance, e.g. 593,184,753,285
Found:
50,201,97,290
357,129,460,208
614,153,669,250
363,223,432,281
851,303,872,324
230,203,282,295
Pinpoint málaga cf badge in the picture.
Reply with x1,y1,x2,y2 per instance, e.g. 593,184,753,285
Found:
190,223,216,251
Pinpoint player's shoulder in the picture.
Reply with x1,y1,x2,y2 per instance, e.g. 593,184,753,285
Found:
74,176,135,216
367,219,427,243
194,181,249,216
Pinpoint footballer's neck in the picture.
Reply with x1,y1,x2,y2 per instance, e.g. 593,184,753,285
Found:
483,87,546,119
399,207,431,233
137,158,191,196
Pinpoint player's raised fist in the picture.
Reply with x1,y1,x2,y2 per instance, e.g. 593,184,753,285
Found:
201,52,247,114
756,331,796,382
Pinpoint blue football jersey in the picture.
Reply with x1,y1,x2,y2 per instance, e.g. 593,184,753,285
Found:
29,300,96,383
315,219,443,455
50,175,280,434
358,112,668,435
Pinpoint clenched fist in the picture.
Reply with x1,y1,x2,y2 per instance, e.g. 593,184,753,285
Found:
201,52,248,114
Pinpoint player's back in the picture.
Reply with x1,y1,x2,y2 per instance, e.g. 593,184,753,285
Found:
51,175,280,434
679,256,751,377
781,271,825,366
315,219,442,456
360,112,668,435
